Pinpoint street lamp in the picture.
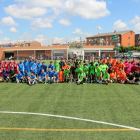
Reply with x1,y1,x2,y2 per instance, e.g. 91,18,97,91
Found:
96,28,101,58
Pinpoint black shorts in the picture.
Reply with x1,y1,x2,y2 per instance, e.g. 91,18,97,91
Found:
3,76,7,80
135,79,139,82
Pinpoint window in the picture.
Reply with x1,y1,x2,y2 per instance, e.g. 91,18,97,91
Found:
128,37,130,40
128,43,130,46
89,39,90,41
110,43,112,45
110,37,112,39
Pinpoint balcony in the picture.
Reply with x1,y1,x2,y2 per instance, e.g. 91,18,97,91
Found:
111,39,120,42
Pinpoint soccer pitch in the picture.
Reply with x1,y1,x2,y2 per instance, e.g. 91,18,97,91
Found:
0,82,140,140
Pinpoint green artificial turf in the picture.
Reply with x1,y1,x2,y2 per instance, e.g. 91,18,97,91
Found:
0,82,140,140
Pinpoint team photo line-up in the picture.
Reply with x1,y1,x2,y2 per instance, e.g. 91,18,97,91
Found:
0,56,140,85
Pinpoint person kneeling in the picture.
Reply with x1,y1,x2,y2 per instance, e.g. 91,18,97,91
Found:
103,70,110,85
126,71,135,84
28,73,37,86
134,69,140,85
77,70,86,85
23,70,29,83
39,69,46,84
16,71,23,83
9,67,16,82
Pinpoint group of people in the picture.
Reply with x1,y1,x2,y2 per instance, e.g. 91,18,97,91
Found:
0,56,140,85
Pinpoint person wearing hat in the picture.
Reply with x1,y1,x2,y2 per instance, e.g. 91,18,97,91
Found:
9,67,16,82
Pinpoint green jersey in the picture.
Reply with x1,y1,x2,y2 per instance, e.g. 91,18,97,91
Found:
53,62,59,72
103,73,110,79
78,59,84,62
100,64,108,74
83,67,89,74
64,69,70,76
95,67,102,77
94,62,99,73
79,72,86,82
69,62,74,67
89,65,95,72
79,64,84,69
76,68,82,73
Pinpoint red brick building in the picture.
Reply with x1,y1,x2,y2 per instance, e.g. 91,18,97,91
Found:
86,30,135,47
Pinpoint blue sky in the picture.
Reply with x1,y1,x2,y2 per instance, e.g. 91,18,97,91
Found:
0,0,140,45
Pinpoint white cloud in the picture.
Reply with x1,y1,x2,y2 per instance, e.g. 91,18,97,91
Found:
64,0,110,19
72,28,84,35
129,15,140,24
134,23,140,33
10,27,18,33
96,26,103,30
58,19,72,26
0,30,4,34
15,0,63,8
31,18,53,28
4,5,47,20
18,32,32,41
0,16,19,26
31,27,39,31
113,20,127,30
4,0,110,21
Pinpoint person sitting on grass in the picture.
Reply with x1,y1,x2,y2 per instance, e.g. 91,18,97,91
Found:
38,69,46,84
2,67,9,82
102,70,110,85
95,64,102,84
16,71,23,83
117,70,126,84
77,70,86,85
46,68,54,84
126,71,135,84
110,69,117,83
134,69,140,85
23,70,29,83
28,73,37,86
63,66,70,83
53,68,59,83
9,67,16,83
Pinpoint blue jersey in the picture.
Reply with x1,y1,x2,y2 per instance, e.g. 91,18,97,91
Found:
48,65,54,71
47,71,54,78
41,64,47,72
28,60,33,70
23,61,29,70
30,75,36,80
35,62,38,66
18,63,23,71
16,73,23,79
37,63,42,72
31,63,36,70
40,72,46,79
24,72,29,77
53,72,58,78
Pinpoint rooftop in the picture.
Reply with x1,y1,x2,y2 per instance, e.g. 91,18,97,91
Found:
86,30,134,38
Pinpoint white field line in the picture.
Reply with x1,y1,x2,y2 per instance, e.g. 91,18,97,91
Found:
0,111,140,131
